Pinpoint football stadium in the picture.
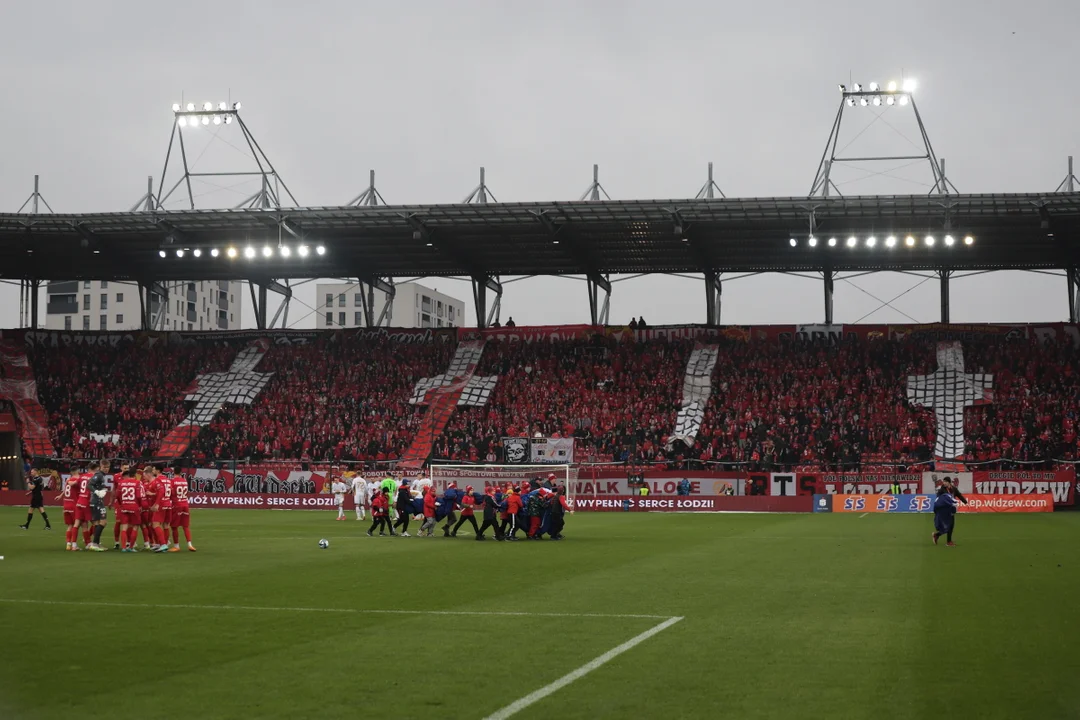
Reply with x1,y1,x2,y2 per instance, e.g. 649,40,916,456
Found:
2,4,1080,720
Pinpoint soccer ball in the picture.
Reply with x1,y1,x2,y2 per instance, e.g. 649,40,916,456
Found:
318,539,330,549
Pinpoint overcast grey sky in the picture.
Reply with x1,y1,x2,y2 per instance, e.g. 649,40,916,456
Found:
2,0,1077,328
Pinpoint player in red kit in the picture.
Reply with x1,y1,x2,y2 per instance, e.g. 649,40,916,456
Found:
167,469,196,552
156,466,174,550
71,464,96,550
61,470,81,550
140,467,155,549
112,462,130,549
146,470,171,553
114,469,145,552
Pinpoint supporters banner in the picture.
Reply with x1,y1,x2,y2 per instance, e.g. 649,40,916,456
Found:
795,472,923,496
187,493,346,510
0,412,15,433
530,437,575,463
573,495,810,513
970,469,1075,506
921,471,974,496
502,438,531,464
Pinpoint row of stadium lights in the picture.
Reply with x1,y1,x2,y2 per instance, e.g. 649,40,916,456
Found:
789,234,975,248
840,79,916,107
172,101,241,127
157,245,326,259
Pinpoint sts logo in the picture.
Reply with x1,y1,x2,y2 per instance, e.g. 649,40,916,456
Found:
843,497,866,511
911,496,931,512
876,496,898,512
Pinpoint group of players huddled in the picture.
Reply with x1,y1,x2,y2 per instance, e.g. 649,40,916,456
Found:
47,460,196,553
331,471,572,541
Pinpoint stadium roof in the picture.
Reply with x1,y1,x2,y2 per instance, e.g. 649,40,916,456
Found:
2,192,1080,281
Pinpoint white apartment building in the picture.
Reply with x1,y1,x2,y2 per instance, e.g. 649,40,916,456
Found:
315,281,466,329
45,280,243,332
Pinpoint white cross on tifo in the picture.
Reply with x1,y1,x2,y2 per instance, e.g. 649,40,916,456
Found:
906,341,993,459
179,341,274,428
409,340,498,407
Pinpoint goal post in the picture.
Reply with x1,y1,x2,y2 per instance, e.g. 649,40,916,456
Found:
428,463,577,505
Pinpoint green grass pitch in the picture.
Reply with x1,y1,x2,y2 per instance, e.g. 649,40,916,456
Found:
1,506,1077,720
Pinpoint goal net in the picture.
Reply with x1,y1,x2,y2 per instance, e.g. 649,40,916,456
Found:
428,464,578,505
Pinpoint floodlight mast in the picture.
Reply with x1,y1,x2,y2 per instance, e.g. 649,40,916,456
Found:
809,80,958,197
156,102,299,210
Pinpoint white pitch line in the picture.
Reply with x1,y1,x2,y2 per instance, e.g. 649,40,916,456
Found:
860,513,869,518
482,615,684,720
0,598,668,620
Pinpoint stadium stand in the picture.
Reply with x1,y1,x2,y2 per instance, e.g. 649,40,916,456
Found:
9,327,1080,469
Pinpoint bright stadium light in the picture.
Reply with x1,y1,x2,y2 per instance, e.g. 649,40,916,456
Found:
885,235,897,248
872,96,882,106
869,82,879,91
964,235,975,245
859,98,869,106
853,83,862,92
218,102,228,111
176,249,184,258
193,248,202,258
210,248,220,258
316,245,326,256
158,249,166,258
905,235,916,247
201,116,209,126
789,238,798,247
233,101,241,110
186,103,195,111
866,236,877,247
213,116,222,125
903,78,917,93
224,115,234,124
828,237,837,247
261,246,273,258
838,84,846,92
925,235,936,246
297,245,309,257
846,236,857,248
172,103,181,112
808,236,818,247
886,96,895,106
203,102,213,111
280,245,291,257
887,81,897,92
178,117,187,128
944,235,955,246
244,247,256,259
899,95,909,106
227,247,238,258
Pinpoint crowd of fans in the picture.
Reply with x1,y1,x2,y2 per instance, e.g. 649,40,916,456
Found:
189,334,452,463
19,329,1080,470
438,337,690,463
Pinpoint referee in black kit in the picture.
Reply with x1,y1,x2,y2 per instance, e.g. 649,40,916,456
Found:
19,468,52,530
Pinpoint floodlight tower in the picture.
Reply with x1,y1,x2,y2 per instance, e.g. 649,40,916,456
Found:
156,101,298,210
809,78,958,197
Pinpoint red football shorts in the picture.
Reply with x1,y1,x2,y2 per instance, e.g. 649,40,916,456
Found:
151,510,167,524
162,508,172,525
63,510,74,526
73,506,92,524
119,511,141,526
170,509,190,528
141,510,152,526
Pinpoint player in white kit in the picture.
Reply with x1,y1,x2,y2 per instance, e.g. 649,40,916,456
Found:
349,472,369,520
331,476,349,520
